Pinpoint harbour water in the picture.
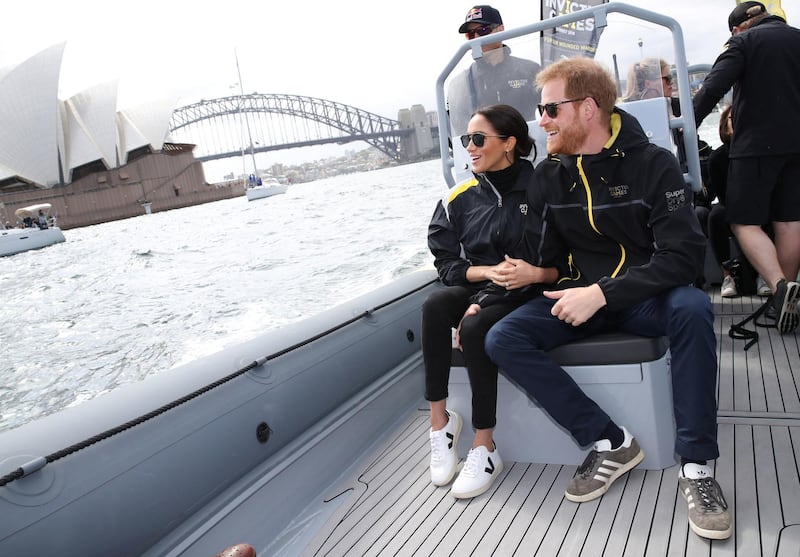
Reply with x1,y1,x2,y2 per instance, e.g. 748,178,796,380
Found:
0,159,445,433
0,114,722,434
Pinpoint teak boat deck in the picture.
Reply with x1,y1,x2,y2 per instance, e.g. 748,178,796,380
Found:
300,289,800,556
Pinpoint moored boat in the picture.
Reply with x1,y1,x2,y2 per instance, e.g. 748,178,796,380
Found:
0,203,65,257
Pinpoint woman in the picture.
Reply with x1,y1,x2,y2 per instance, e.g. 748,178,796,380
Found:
620,58,671,104
424,104,559,499
707,105,737,296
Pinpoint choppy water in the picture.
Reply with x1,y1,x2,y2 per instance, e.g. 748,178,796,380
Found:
0,159,445,432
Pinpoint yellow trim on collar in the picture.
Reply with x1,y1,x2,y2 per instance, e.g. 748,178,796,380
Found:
604,112,622,150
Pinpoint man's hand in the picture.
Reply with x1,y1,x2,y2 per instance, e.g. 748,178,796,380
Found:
544,284,606,326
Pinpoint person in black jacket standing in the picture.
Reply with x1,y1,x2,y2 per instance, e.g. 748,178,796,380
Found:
694,1,800,333
486,57,731,540
424,104,560,499
447,5,541,136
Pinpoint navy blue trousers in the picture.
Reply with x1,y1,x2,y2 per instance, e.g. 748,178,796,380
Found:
485,286,719,461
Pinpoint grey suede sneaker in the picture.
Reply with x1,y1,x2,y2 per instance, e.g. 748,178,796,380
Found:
679,463,732,540
565,426,644,503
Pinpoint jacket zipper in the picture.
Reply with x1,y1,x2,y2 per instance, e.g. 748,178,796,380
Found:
576,156,626,277
480,174,503,207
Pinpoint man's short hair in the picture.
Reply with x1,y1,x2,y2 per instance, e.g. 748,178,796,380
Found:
536,57,617,116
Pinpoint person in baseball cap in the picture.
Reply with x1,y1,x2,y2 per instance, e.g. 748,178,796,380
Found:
458,5,503,35
447,4,541,134
695,0,800,341
728,1,767,33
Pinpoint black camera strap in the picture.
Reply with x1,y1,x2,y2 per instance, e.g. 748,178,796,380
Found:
729,298,773,350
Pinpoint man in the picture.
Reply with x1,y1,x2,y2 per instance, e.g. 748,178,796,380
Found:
447,5,541,135
693,1,800,333
485,57,732,540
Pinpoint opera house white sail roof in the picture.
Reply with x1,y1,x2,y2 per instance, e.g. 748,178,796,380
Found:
0,43,178,189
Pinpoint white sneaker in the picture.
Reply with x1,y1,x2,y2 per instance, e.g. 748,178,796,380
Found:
721,275,737,298
757,275,771,297
450,444,503,499
429,410,462,486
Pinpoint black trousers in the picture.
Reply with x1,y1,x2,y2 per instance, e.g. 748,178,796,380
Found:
421,285,521,430
707,203,731,268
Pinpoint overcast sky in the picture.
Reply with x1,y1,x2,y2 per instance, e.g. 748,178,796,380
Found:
2,0,796,120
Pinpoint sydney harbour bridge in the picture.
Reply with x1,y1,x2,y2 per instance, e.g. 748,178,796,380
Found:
168,93,439,165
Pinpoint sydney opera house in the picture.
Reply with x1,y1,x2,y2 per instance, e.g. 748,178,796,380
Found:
0,43,239,229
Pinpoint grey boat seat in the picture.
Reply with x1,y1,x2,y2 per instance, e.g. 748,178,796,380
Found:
447,331,677,470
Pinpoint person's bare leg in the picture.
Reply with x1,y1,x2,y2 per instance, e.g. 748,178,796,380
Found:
732,224,785,291
773,221,800,283
473,428,494,450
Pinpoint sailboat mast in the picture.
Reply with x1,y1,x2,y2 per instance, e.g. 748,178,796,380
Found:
234,48,258,177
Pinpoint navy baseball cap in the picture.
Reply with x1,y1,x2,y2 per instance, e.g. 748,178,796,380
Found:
458,5,503,34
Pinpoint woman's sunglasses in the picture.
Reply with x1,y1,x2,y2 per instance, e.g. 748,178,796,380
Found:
464,24,496,39
459,133,508,148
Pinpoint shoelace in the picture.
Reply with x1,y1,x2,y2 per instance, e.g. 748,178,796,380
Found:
575,450,601,478
460,448,483,477
690,477,728,513
430,432,447,464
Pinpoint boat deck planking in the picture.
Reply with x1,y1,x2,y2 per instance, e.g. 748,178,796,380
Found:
294,289,800,556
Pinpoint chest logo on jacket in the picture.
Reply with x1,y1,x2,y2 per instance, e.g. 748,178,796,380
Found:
665,188,687,212
519,203,528,215
507,79,529,89
608,184,629,198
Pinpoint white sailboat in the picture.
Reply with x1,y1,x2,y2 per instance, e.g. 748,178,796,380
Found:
234,49,288,203
245,174,288,201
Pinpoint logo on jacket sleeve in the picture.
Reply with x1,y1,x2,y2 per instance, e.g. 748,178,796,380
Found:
665,188,687,212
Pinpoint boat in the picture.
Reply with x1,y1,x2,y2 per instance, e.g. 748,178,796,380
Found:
233,49,288,204
245,174,288,201
1,4,796,555
0,203,65,257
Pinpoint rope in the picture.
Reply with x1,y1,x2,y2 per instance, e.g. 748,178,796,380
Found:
0,277,436,489
0,358,261,488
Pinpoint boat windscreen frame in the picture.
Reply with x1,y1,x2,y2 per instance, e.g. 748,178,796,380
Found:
435,1,702,193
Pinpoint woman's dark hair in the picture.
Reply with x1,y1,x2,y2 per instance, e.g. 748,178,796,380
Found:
718,104,733,145
472,104,536,160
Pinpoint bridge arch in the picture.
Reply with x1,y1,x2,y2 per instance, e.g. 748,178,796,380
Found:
169,93,413,163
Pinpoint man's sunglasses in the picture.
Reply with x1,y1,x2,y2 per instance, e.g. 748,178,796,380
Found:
537,97,587,118
661,75,673,85
465,24,496,39
459,133,508,148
